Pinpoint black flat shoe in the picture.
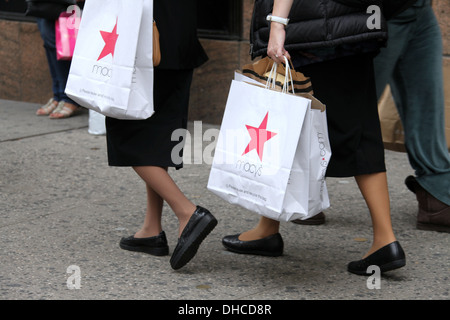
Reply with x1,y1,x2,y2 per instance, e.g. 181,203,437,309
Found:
347,241,406,275
291,212,326,225
222,233,283,257
119,231,169,256
170,206,217,270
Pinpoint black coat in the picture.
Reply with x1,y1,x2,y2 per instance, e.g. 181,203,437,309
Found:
250,0,416,59
154,0,208,70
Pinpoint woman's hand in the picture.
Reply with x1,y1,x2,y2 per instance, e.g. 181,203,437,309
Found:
267,22,290,64
266,0,293,64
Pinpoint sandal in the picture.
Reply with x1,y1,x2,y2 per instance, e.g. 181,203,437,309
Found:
49,102,81,119
36,98,58,116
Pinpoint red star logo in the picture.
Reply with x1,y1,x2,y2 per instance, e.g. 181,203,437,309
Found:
97,18,119,61
242,112,277,161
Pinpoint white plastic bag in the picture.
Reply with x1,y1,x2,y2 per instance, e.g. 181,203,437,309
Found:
208,60,331,221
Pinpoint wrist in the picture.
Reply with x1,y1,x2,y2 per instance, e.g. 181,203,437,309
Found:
270,21,286,30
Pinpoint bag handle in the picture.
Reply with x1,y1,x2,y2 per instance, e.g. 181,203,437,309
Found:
265,56,295,94
266,57,326,112
265,60,278,90
282,57,295,94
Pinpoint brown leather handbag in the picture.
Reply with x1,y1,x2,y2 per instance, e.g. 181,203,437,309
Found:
153,21,161,66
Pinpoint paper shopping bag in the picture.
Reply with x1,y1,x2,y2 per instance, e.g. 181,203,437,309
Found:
65,0,154,120
378,85,406,152
305,104,331,217
232,67,331,220
55,11,80,60
378,85,450,152
207,78,325,221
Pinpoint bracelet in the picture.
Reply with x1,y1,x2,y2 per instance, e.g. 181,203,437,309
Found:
266,14,289,26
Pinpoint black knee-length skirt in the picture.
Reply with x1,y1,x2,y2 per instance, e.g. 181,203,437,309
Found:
105,69,193,169
298,53,386,177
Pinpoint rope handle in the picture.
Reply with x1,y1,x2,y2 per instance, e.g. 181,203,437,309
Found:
265,56,295,94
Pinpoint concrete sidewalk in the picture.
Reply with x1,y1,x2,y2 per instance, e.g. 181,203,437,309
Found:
0,99,448,300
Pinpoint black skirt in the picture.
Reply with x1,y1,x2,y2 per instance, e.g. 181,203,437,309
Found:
105,69,194,169
298,53,386,177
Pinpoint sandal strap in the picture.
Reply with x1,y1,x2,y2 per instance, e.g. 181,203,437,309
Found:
38,98,58,113
50,101,79,119
50,102,79,117
52,102,65,114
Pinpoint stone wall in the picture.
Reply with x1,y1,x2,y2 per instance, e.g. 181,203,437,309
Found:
189,0,253,124
0,20,52,103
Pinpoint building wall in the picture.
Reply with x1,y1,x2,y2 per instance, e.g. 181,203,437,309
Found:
0,19,51,104
174,0,254,124
0,0,448,126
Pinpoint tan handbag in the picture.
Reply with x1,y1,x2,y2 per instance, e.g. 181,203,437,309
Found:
153,20,161,66
239,57,313,94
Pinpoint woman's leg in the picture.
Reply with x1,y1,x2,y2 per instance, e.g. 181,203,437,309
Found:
235,172,397,256
36,18,59,102
133,166,197,236
355,172,396,258
133,183,164,238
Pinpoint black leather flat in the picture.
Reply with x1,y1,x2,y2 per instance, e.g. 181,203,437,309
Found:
222,233,283,257
119,231,169,256
170,206,217,270
347,241,406,275
291,212,326,225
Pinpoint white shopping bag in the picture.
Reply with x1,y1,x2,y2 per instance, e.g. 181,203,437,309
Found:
88,110,106,135
208,61,331,221
65,0,154,120
287,98,331,219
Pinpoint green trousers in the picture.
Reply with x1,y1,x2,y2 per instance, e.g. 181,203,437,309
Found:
374,1,450,206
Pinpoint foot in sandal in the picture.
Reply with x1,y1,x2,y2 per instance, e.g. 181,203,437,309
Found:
36,98,59,116
49,101,81,119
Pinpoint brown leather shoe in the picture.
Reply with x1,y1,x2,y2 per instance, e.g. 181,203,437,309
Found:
291,212,326,225
405,176,450,233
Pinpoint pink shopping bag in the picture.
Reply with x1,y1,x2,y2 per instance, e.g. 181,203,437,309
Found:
55,11,80,60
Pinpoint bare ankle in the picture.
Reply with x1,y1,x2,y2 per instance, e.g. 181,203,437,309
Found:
363,236,397,258
134,227,161,238
238,228,278,241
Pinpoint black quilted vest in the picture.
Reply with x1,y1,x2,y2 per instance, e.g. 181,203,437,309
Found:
250,0,390,59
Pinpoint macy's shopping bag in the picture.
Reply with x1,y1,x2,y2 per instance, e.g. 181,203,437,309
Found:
234,61,331,219
290,98,331,219
207,76,331,221
65,0,154,119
